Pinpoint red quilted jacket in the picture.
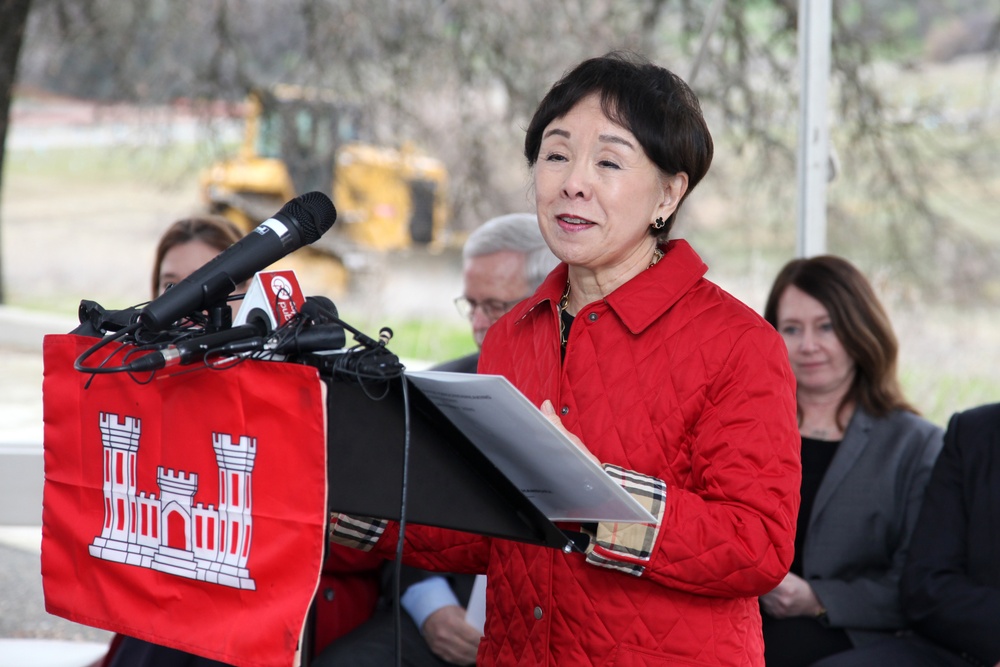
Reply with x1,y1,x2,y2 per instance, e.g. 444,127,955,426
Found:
344,240,800,666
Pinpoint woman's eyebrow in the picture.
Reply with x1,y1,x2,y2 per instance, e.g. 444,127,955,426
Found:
599,133,634,149
542,127,635,149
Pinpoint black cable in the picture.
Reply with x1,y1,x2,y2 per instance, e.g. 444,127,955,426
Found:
77,317,271,380
74,321,144,378
393,372,413,667
121,344,158,385
327,344,404,398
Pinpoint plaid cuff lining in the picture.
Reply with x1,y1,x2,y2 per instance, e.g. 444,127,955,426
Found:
584,464,666,577
328,512,387,551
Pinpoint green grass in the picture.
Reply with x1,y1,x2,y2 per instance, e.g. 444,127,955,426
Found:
373,317,476,365
338,305,475,364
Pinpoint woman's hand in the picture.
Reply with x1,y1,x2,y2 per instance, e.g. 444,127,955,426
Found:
759,572,825,619
541,399,601,466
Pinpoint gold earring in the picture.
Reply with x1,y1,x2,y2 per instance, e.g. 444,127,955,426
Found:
652,217,666,230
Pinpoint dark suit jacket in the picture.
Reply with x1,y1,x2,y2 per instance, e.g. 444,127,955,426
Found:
431,352,479,374
901,402,1000,667
803,407,943,647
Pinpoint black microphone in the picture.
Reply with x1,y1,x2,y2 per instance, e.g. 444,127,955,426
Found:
271,296,345,354
139,192,337,331
272,324,347,354
301,295,339,323
125,324,266,372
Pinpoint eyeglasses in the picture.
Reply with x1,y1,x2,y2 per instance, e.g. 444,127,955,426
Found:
454,296,523,321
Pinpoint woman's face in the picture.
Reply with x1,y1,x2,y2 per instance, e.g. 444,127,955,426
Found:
776,285,856,399
533,94,683,283
157,239,224,296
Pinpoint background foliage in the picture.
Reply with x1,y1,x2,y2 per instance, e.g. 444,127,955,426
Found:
1,0,999,423
11,1,998,296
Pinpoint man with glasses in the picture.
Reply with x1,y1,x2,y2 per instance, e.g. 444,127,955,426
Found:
315,213,557,666
440,213,560,373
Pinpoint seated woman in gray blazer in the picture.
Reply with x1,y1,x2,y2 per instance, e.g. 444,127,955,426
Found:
759,255,944,667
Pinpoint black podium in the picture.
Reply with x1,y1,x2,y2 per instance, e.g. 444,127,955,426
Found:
323,372,578,552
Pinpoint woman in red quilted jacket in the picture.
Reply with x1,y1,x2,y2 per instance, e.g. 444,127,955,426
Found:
332,51,801,666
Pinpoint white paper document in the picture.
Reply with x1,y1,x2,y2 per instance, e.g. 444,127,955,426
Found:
404,370,656,524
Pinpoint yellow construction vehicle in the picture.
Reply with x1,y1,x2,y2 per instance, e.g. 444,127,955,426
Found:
200,85,450,284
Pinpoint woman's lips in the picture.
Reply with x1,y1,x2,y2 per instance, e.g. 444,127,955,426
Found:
797,361,826,371
557,214,595,231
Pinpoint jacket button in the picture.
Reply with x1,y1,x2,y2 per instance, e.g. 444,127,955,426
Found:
588,312,598,322
324,588,335,602
560,405,569,415
534,606,543,620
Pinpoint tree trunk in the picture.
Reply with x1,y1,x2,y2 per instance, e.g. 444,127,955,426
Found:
0,0,33,304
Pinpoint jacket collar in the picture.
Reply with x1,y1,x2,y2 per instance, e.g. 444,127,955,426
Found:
510,239,708,334
810,406,876,523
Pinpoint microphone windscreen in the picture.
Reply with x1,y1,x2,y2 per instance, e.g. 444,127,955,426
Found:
302,295,339,323
282,192,337,244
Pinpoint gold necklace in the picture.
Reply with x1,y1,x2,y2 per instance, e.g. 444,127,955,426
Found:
559,280,572,346
559,247,663,346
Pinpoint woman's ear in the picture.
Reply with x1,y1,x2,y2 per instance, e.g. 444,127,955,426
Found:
659,172,689,217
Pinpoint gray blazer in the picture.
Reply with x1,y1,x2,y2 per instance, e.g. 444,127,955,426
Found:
803,406,943,648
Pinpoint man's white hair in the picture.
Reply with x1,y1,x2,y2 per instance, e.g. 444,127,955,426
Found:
463,213,558,291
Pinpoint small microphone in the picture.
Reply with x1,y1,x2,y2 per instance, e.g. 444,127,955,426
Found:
296,293,389,352
272,324,347,355
125,324,265,372
301,295,339,323
265,294,347,354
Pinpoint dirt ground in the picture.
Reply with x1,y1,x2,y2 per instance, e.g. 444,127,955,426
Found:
2,90,468,329
0,172,465,326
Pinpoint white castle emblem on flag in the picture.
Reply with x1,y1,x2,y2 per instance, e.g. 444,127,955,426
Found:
89,412,257,590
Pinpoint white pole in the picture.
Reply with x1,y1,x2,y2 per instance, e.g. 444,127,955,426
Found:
796,0,832,258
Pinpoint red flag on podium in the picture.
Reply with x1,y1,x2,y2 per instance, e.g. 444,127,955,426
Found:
41,333,330,667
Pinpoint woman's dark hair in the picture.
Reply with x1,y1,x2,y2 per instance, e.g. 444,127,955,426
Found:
151,215,244,297
763,255,916,425
523,51,714,237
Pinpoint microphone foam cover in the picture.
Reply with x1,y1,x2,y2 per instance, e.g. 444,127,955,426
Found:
302,295,339,323
280,191,337,244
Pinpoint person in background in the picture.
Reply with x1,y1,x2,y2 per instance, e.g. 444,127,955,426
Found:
98,214,382,667
807,401,1000,667
759,255,944,667
440,212,560,372
315,212,558,666
151,216,245,297
329,51,801,667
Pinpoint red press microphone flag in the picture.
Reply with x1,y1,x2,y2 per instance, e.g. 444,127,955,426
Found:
234,269,306,331
41,333,329,667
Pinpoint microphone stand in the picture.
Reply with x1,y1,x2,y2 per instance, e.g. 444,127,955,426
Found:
203,302,234,334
